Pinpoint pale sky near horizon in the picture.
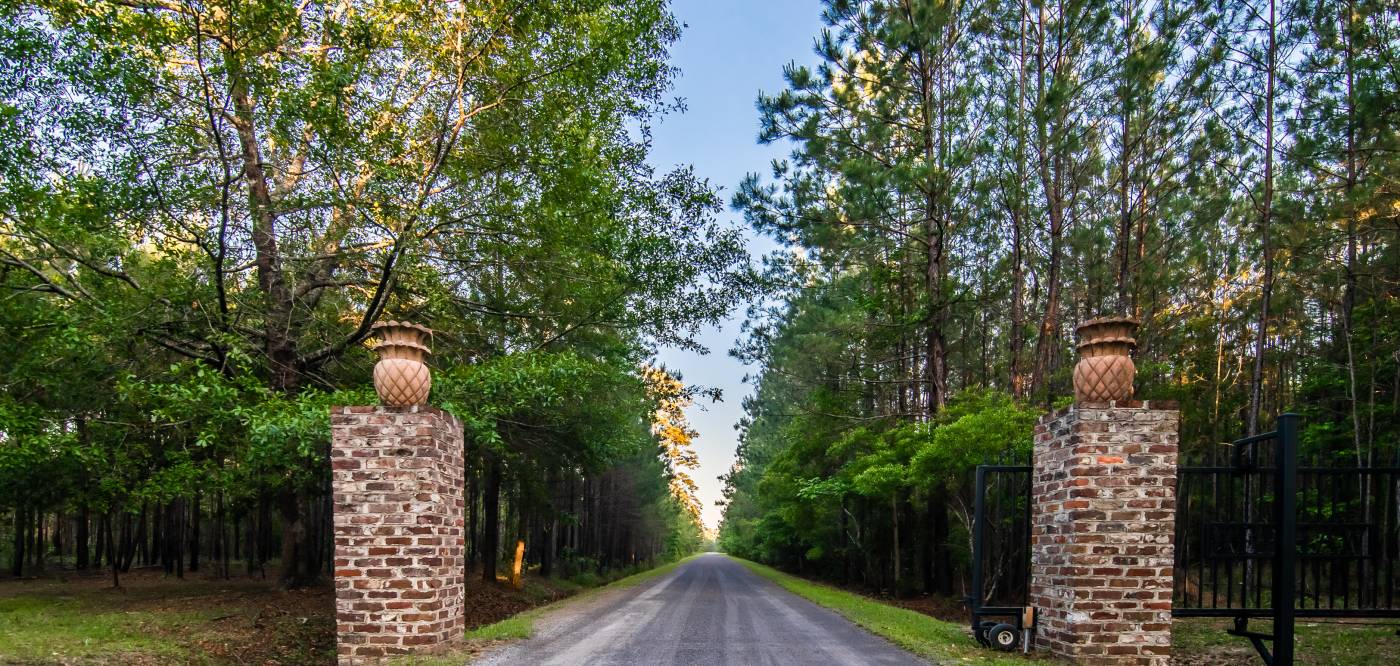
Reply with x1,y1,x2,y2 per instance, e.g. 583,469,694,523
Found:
648,0,825,531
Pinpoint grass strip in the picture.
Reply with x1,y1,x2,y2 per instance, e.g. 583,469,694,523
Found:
0,594,218,664
730,556,1042,665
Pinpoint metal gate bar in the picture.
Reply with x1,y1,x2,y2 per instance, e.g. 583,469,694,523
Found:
970,413,1400,664
1174,414,1400,665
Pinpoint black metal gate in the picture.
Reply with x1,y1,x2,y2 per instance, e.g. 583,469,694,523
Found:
968,413,1400,664
1174,413,1400,665
966,452,1032,651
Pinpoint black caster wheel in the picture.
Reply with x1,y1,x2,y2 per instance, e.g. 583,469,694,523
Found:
988,623,1018,652
973,621,996,647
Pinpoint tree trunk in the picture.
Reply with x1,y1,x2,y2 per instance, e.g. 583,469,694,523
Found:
120,511,135,572
227,49,320,587
1246,0,1278,437
511,539,526,590
165,499,184,578
152,505,160,567
917,47,949,416
1115,0,1137,314
52,510,63,559
139,502,150,566
94,510,106,569
467,464,480,568
482,457,501,583
1030,1,1067,403
256,492,271,577
1010,204,1026,396
10,507,23,577
108,511,121,588
34,510,44,572
190,492,201,573
891,494,901,593
76,505,90,570
217,491,230,579
277,491,314,587
932,485,952,595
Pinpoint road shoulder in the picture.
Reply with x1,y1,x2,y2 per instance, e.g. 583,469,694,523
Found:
731,556,1045,665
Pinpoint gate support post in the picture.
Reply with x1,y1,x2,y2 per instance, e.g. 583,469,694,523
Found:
331,406,466,665
1030,400,1179,665
1272,413,1299,665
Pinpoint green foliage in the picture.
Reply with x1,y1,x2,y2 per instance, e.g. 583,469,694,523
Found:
0,0,726,581
910,392,1039,487
721,0,1400,601
720,386,1038,586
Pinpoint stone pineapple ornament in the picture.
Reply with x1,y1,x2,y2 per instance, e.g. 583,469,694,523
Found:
370,321,433,406
1072,316,1139,403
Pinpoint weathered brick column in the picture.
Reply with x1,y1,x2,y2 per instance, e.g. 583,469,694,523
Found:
1030,400,1178,665
331,405,465,664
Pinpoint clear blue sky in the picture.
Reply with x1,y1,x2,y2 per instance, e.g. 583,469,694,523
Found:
648,0,824,531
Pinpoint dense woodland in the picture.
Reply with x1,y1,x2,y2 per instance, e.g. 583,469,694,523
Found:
0,1,735,586
719,0,1400,598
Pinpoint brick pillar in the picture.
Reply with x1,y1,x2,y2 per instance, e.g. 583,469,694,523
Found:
331,405,465,665
1030,400,1178,665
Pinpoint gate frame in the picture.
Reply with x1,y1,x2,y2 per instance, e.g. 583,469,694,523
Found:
1173,413,1400,666
972,411,1400,665
967,460,1034,648
1215,413,1298,665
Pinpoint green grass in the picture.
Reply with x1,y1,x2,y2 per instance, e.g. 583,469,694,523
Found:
1173,616,1400,666
0,571,336,665
0,592,223,663
730,556,1045,665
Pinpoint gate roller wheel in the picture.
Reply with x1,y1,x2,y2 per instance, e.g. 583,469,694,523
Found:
988,623,1018,652
973,621,995,647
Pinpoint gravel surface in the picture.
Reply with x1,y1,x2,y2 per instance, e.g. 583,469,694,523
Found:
472,553,927,665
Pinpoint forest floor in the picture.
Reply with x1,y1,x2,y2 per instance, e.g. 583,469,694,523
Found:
0,562,592,665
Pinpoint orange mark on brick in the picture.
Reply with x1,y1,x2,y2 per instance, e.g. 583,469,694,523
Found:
1097,455,1125,464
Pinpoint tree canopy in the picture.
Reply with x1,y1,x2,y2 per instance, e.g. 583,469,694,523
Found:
720,0,1399,597
1,0,738,586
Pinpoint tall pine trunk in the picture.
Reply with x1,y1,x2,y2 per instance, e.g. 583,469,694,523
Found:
482,457,501,583
76,505,90,570
10,507,24,577
1246,0,1278,437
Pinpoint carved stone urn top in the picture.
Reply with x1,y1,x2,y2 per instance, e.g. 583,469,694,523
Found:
370,321,432,406
1075,316,1139,354
1072,316,1140,403
370,320,432,362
